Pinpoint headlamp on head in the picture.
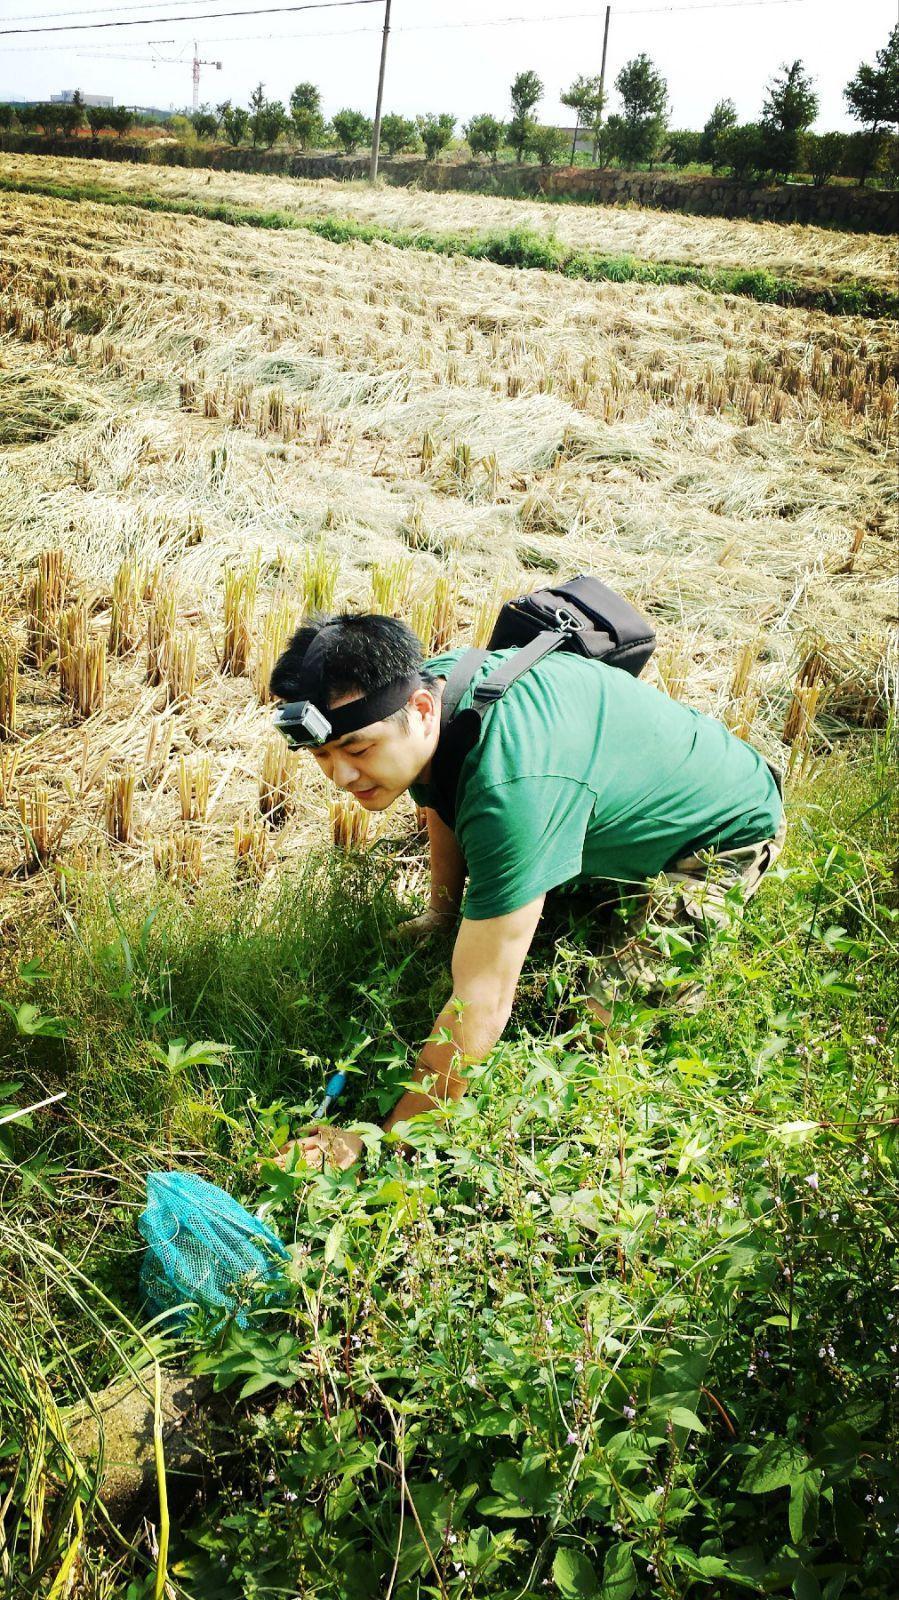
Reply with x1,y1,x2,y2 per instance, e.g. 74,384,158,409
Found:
271,672,424,751
272,700,332,749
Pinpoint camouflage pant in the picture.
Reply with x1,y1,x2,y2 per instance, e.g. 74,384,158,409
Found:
586,804,787,1014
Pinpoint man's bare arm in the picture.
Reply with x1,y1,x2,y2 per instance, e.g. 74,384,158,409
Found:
427,805,467,917
383,894,545,1132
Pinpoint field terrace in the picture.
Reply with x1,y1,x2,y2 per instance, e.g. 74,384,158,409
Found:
2,150,898,289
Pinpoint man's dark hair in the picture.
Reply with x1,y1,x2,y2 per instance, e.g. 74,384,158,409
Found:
270,612,424,707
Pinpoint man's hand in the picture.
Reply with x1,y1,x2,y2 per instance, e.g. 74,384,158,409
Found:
273,1126,364,1172
390,907,456,942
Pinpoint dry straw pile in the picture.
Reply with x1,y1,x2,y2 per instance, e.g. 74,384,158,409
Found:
0,169,894,905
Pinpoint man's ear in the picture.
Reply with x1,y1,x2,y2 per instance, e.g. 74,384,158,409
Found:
409,685,439,728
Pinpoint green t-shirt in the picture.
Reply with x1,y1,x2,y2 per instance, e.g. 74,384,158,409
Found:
410,648,783,922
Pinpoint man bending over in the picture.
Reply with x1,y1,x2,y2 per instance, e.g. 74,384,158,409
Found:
269,613,785,1170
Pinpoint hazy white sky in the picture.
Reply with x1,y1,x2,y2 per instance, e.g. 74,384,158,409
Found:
1,0,895,132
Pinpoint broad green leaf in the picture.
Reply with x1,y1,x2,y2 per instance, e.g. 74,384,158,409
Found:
1,1001,68,1038
772,1120,819,1142
739,1438,810,1493
324,1222,345,1266
670,1547,759,1587
18,958,51,984
792,1564,822,1600
552,1546,601,1598
667,1405,707,1434
789,1469,822,1544
601,1542,637,1600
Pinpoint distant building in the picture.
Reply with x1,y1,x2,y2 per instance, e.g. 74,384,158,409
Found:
51,91,113,107
558,125,595,156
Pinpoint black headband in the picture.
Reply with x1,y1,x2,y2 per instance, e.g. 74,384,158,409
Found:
322,674,423,739
275,672,423,747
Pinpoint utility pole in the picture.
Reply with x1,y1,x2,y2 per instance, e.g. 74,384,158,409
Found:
569,6,611,168
598,5,611,127
369,0,391,184
578,5,611,165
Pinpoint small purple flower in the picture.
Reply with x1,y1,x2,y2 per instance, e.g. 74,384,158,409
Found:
623,1404,637,1421
804,1172,819,1191
566,1430,578,1445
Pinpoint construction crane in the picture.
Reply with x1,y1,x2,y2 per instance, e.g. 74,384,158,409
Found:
76,40,221,112
191,42,222,112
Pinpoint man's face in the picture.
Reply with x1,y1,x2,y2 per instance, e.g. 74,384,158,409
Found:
307,685,440,810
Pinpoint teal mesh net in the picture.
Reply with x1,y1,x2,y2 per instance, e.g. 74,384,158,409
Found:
139,1171,289,1327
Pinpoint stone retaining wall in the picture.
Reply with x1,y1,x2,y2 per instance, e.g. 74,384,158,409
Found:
3,136,896,234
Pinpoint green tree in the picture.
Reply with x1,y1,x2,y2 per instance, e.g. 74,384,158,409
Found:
107,107,134,137
507,113,536,161
531,124,565,164
508,71,542,158
664,129,701,167
289,82,322,148
379,113,418,156
463,112,504,161
221,104,249,146
699,98,737,170
596,111,624,166
43,102,83,137
721,122,770,182
255,99,287,148
289,81,320,116
331,109,372,153
416,112,455,161
249,81,266,146
761,59,818,179
191,110,219,141
844,24,899,185
510,69,543,120
614,53,668,166
799,130,846,187
560,73,605,162
0,105,13,132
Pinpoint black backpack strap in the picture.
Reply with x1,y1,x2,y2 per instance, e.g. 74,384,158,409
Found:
440,649,489,728
428,634,567,830
469,629,566,716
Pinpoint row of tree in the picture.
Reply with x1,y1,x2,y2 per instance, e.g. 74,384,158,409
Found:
0,98,134,138
3,27,895,186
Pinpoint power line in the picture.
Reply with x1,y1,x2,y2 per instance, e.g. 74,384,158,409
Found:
1,0,805,34
0,24,379,52
0,0,382,38
193,0,808,48
393,0,804,29
2,0,807,53
10,0,248,23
